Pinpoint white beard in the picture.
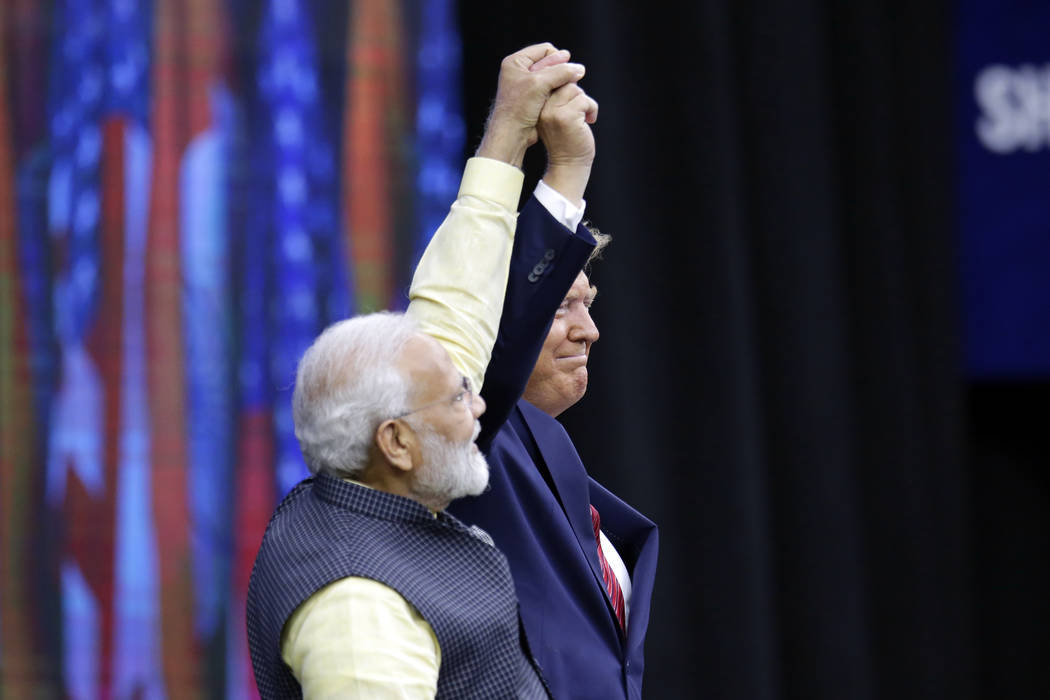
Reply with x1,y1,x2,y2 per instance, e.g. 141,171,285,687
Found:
410,421,489,509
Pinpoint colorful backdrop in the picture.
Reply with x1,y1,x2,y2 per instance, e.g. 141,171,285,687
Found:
5,0,1050,698
0,0,462,696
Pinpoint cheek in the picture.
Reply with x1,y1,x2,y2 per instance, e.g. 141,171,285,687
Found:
543,322,569,355
531,342,558,378
430,411,472,445
456,413,477,443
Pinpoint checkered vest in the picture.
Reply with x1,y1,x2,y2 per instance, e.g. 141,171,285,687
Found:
247,473,549,699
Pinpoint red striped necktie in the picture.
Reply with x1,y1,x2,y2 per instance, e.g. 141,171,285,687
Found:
589,504,626,631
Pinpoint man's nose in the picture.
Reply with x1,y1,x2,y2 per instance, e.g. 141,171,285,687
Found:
570,311,599,344
471,393,486,418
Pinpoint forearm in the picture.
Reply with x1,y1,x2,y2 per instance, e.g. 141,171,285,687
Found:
407,157,524,393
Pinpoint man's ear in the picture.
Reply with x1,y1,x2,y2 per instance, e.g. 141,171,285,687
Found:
374,418,416,473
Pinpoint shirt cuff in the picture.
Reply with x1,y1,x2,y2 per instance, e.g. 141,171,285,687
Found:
460,157,526,211
534,179,587,232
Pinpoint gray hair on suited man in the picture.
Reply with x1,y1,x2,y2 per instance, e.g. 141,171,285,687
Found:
583,224,610,274
292,312,419,480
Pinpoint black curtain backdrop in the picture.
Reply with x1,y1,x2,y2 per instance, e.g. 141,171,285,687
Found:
969,383,1050,700
459,2,1049,699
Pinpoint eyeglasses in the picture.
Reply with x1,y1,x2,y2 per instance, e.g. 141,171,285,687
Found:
393,375,474,419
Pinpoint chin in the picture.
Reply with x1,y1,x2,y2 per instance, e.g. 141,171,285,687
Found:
463,451,490,497
569,377,588,404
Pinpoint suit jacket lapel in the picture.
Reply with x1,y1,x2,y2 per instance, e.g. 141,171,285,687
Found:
517,401,610,614
589,478,659,657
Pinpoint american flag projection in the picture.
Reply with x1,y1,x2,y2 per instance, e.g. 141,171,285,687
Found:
0,0,464,696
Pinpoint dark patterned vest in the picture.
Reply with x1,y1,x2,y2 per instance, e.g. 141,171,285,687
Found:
247,473,549,699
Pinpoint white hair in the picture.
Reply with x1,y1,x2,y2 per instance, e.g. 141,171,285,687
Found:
404,415,488,510
292,312,419,479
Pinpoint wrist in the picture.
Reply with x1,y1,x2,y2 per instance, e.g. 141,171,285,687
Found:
541,162,592,207
475,121,532,169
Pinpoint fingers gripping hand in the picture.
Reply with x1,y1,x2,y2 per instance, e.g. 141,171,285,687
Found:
499,43,585,127
476,43,585,167
538,82,598,169
529,47,572,72
536,82,598,206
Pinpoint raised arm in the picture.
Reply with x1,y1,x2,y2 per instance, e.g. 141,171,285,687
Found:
477,80,601,448
407,43,585,394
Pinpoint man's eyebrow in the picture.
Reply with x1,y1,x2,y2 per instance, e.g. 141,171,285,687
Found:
561,286,598,305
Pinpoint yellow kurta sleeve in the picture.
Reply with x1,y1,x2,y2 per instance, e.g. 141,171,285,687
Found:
406,157,524,393
281,577,441,699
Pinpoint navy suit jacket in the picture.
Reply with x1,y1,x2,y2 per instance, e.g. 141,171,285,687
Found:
449,197,659,699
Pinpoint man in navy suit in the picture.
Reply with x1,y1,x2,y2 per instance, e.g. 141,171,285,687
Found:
447,62,659,700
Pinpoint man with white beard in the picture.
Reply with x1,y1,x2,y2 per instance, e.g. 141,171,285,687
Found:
246,43,599,699
408,409,488,505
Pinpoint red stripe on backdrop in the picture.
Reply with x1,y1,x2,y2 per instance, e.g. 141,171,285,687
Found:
343,0,406,313
5,2,57,692
60,118,128,697
9,0,48,156
232,410,276,696
0,3,38,692
186,0,228,137
148,0,200,693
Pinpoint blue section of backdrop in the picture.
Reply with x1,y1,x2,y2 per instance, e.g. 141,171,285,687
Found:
957,0,1050,377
